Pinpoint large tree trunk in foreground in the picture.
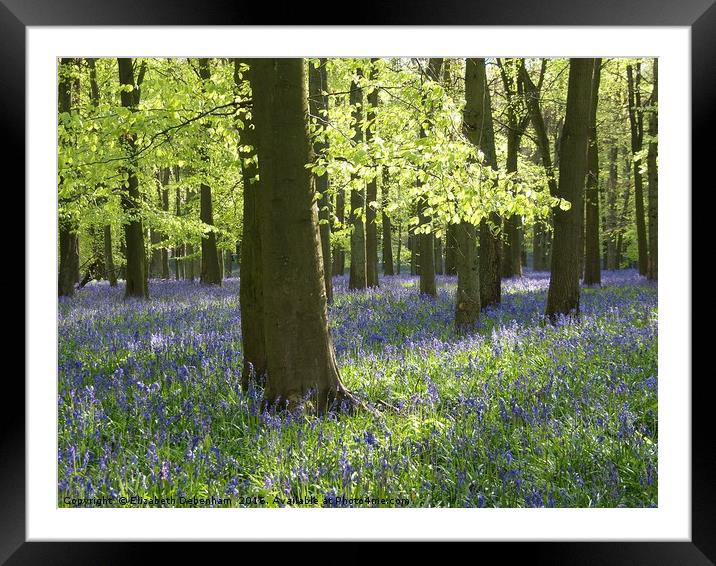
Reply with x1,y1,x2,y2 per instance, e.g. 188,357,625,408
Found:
252,58,350,412
58,58,75,297
308,57,334,301
646,59,658,281
197,58,222,286
583,59,602,286
545,58,595,320
235,59,268,388
117,57,149,299
348,68,367,290
465,58,501,308
627,63,649,276
454,57,489,328
381,167,395,275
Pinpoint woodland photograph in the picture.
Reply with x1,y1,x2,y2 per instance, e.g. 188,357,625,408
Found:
57,56,658,508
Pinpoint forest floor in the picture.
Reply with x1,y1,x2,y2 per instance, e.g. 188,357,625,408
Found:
58,270,657,507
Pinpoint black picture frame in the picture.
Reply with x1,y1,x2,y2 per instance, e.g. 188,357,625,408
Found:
9,0,709,562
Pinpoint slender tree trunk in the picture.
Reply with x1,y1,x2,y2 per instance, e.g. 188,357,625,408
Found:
646,59,658,281
396,223,402,275
627,63,649,276
583,59,602,286
308,57,334,301
435,237,443,275
417,58,443,298
224,249,233,278
444,224,457,275
615,156,631,269
103,225,117,286
533,222,545,271
117,57,149,299
348,68,367,290
605,146,619,270
333,187,345,276
197,59,222,286
409,230,418,275
365,59,380,288
235,59,268,388
381,167,395,275
87,58,117,287
545,58,595,320
160,168,170,279
502,127,522,278
252,58,351,412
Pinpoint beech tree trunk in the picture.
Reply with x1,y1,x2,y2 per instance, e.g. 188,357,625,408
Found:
502,127,522,278
58,58,75,297
381,167,395,275
365,59,380,288
627,63,649,276
466,58,501,308
444,224,457,275
117,57,149,299
454,57,488,328
583,59,602,286
348,68,367,290
333,187,346,276
646,59,658,281
198,58,222,286
235,59,268,388
103,225,117,286
308,57,334,301
417,58,443,298
545,58,595,320
251,58,350,412
605,146,619,270
615,156,631,269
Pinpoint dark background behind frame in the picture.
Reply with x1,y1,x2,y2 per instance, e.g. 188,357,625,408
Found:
8,0,711,563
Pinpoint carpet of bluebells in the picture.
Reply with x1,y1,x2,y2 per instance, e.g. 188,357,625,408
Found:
58,270,657,507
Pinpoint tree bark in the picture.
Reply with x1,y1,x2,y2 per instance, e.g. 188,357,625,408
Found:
348,67,367,290
627,63,649,276
197,58,222,286
454,57,488,328
160,168,170,279
235,59,268,388
465,58,501,308
646,59,658,281
381,167,395,275
308,57,334,301
103,225,117,286
545,58,595,320
583,59,602,286
333,187,345,276
58,59,75,297
444,224,457,275
365,59,380,288
417,58,443,298
117,57,149,299
252,58,350,412
605,146,619,270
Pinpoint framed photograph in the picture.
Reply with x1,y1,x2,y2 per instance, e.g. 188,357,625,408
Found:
11,0,709,562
